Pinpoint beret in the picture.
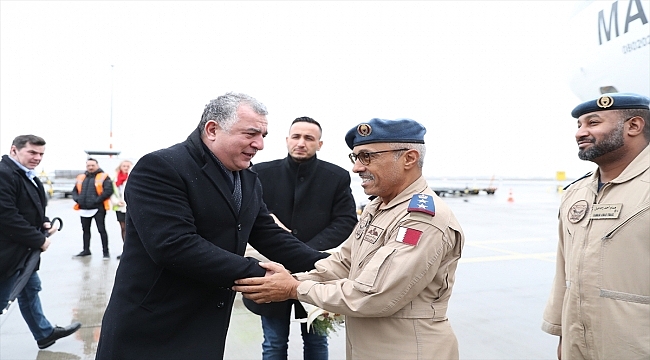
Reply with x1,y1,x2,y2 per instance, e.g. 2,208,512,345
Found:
571,93,650,118
345,118,426,149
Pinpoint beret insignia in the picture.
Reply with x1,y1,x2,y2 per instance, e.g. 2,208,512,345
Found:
357,124,372,137
596,95,614,109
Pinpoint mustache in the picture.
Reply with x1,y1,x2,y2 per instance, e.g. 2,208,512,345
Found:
577,136,595,144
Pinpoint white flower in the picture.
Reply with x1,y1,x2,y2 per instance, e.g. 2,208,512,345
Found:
297,302,345,338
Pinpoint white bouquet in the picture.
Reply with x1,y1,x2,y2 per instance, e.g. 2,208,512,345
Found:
298,302,345,338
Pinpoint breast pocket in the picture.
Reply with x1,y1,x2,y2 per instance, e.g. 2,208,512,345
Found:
353,247,396,294
600,205,650,303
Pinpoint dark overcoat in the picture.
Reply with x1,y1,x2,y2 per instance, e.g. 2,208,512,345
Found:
95,129,328,360
0,155,48,282
244,155,357,317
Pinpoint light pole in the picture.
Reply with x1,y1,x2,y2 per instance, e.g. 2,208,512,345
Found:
109,64,114,156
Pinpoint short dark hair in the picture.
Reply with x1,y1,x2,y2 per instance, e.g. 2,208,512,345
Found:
291,117,322,133
86,157,99,164
12,135,46,150
619,109,650,141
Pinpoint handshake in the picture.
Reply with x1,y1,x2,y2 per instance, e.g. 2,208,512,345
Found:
232,262,301,304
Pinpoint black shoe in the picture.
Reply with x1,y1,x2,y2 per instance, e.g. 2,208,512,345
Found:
37,322,82,349
74,251,91,257
103,253,110,260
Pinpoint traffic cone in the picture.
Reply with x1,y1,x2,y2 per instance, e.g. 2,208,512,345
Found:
507,189,514,203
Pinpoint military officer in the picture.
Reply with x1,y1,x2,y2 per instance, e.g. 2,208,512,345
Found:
234,118,465,359
542,93,650,359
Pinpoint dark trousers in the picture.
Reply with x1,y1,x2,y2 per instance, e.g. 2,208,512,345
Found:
80,208,109,254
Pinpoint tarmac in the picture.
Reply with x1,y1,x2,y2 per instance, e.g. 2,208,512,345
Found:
1,179,563,360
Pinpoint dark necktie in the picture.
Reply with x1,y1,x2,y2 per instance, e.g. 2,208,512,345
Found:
233,171,242,213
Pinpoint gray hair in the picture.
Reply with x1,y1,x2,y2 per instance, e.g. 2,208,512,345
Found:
198,92,268,134
389,142,426,168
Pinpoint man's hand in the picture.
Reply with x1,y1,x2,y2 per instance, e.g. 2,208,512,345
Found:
232,262,300,303
41,238,51,252
42,221,58,236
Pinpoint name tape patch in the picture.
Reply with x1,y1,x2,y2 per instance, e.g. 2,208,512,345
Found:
590,203,622,219
363,225,383,244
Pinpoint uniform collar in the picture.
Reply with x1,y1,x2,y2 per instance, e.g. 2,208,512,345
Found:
613,144,650,183
591,144,650,185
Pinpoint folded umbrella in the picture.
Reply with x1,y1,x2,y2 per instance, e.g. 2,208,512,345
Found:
1,217,62,314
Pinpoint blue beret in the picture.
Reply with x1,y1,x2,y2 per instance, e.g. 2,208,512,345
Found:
345,118,426,149
571,93,650,118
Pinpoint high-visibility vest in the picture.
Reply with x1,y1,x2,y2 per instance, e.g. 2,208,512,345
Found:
73,173,110,210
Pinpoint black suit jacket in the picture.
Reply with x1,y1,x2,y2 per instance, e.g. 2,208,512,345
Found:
0,155,48,282
96,129,328,360
244,154,358,318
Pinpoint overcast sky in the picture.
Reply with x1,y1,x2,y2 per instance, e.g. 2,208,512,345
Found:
1,1,600,179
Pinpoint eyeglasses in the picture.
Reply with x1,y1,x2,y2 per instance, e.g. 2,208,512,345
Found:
348,149,409,165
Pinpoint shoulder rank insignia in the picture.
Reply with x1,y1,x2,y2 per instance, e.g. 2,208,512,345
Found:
407,194,435,216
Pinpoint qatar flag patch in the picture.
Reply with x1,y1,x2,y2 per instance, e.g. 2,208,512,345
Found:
396,227,423,246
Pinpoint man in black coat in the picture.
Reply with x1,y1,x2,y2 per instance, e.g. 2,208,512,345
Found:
244,117,357,359
95,93,329,360
0,134,81,349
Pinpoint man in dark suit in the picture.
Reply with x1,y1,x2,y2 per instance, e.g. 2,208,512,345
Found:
0,134,81,349
244,117,357,360
96,93,329,360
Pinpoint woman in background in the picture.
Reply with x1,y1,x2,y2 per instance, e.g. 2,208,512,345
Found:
112,160,132,260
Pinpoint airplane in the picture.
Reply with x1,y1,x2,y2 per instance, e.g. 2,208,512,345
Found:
568,0,650,101
374,0,650,202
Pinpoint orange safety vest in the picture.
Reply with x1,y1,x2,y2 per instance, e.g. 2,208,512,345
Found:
73,173,111,210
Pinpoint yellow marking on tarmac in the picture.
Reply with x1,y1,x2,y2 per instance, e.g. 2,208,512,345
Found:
461,237,556,263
